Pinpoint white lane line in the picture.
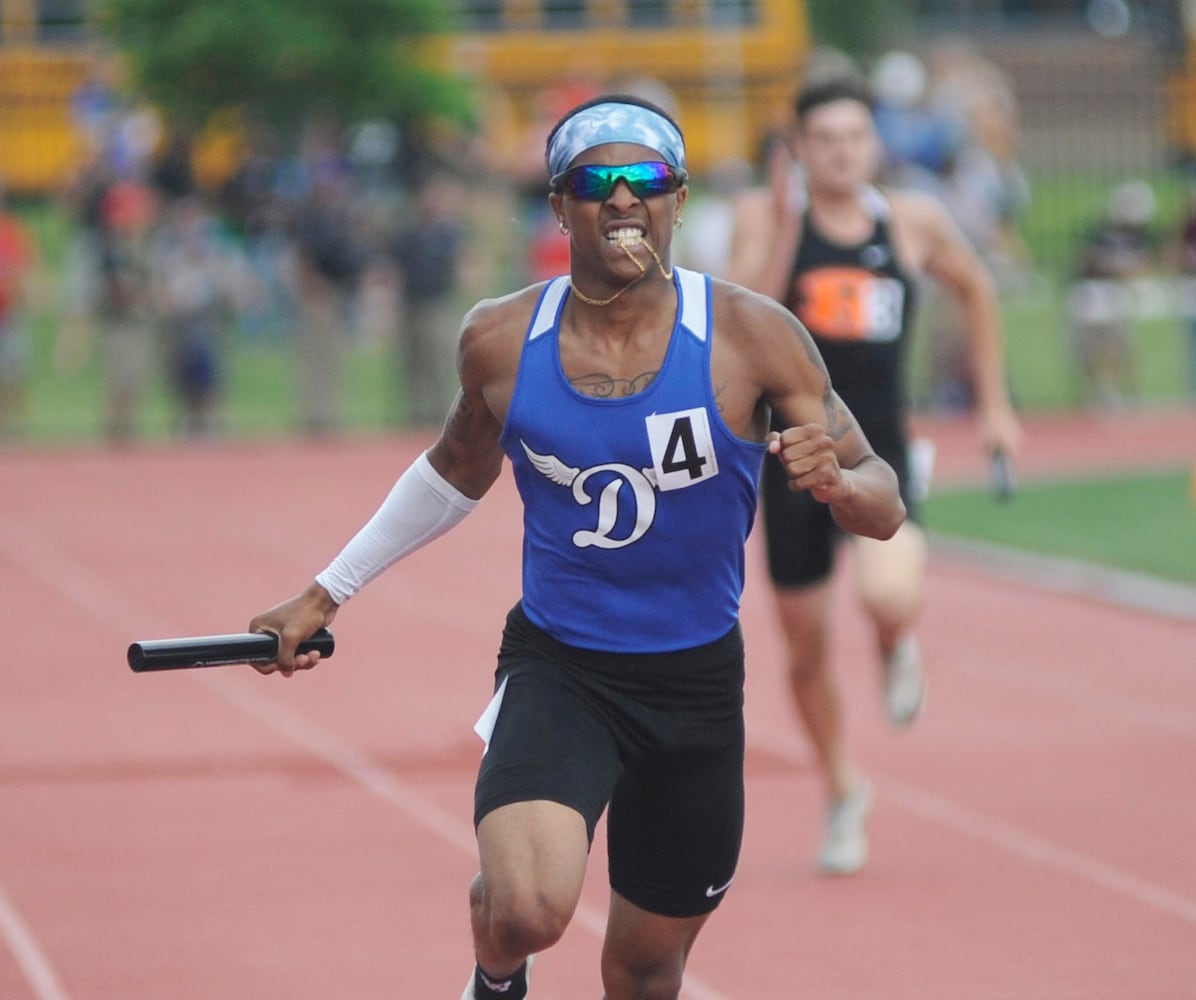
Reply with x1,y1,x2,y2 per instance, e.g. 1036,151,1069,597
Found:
947,657,1196,738
0,520,166,640
882,778,1196,926
2,520,729,1000
0,885,71,1000
747,725,1196,927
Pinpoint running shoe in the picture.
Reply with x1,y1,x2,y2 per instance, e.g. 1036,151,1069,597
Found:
883,635,925,727
818,781,873,876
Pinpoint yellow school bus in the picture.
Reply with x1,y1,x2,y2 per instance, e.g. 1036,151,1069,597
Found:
432,0,811,176
0,0,811,195
1170,45,1196,165
1165,0,1196,165
0,0,94,196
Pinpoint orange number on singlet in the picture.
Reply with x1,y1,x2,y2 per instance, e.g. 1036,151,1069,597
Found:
794,267,904,342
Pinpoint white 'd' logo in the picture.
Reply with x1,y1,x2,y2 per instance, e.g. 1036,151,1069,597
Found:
521,440,658,550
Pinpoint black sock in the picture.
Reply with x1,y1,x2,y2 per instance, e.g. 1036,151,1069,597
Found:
473,960,528,999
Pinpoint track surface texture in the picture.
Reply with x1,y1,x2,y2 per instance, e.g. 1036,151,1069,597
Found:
3,407,1194,999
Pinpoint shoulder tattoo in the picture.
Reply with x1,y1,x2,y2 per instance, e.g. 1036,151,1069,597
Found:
443,391,476,445
785,311,848,438
823,388,854,442
794,320,829,374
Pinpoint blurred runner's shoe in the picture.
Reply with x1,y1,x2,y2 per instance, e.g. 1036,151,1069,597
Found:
818,782,873,876
884,635,925,727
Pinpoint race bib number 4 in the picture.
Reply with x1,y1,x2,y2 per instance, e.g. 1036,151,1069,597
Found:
645,408,719,492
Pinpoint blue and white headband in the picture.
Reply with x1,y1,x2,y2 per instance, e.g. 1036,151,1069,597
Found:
546,101,687,180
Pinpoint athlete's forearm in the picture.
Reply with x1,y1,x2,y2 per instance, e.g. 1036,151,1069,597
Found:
971,313,1013,414
315,451,480,605
828,456,906,540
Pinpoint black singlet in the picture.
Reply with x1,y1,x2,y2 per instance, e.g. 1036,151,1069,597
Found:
781,190,918,440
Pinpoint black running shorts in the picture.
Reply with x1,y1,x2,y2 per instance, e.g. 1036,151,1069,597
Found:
760,417,919,589
474,603,745,918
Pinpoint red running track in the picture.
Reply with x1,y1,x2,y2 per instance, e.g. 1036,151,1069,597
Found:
2,409,1194,999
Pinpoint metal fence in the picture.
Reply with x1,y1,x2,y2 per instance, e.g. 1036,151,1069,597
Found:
952,25,1188,278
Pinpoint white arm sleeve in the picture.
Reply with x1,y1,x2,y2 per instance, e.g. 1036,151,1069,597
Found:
314,451,479,605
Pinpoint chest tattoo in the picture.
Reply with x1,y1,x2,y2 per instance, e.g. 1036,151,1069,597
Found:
570,370,658,398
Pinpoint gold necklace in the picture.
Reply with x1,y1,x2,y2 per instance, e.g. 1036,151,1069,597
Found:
569,273,643,306
568,237,674,308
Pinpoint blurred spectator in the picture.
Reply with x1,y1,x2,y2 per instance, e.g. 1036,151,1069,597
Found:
391,174,466,426
924,53,1032,411
511,75,604,283
1066,179,1160,410
220,122,299,345
1177,183,1196,399
291,121,365,435
0,184,38,435
151,196,242,437
525,210,572,283
106,100,163,182
70,63,121,179
151,126,198,205
508,72,604,204
608,74,679,119
348,119,402,195
674,157,753,278
51,150,101,376
870,50,960,193
94,177,159,442
940,73,1031,290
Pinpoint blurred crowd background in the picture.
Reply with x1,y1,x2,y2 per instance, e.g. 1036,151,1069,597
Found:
1,0,1196,444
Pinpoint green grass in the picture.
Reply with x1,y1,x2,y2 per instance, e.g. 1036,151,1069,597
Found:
1018,171,1190,283
985,291,1185,413
8,201,406,443
903,168,1193,415
15,316,400,444
924,467,1196,587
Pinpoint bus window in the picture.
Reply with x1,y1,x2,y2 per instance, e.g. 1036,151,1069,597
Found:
543,0,587,29
710,0,760,24
35,0,87,42
627,0,670,28
458,0,504,31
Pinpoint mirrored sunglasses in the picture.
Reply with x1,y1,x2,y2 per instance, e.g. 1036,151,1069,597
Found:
550,161,687,201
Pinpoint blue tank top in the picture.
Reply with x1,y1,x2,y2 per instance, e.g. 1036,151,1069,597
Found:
500,267,767,653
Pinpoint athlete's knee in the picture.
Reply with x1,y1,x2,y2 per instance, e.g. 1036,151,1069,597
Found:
489,900,570,958
858,572,923,625
855,525,927,621
471,872,573,956
602,954,685,1000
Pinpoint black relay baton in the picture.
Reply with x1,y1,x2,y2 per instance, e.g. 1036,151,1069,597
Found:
990,447,1017,503
128,629,335,672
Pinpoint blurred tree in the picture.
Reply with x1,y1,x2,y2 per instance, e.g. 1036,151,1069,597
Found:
807,0,912,62
96,0,473,134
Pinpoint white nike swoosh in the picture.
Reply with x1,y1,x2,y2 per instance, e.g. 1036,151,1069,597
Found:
705,876,735,897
